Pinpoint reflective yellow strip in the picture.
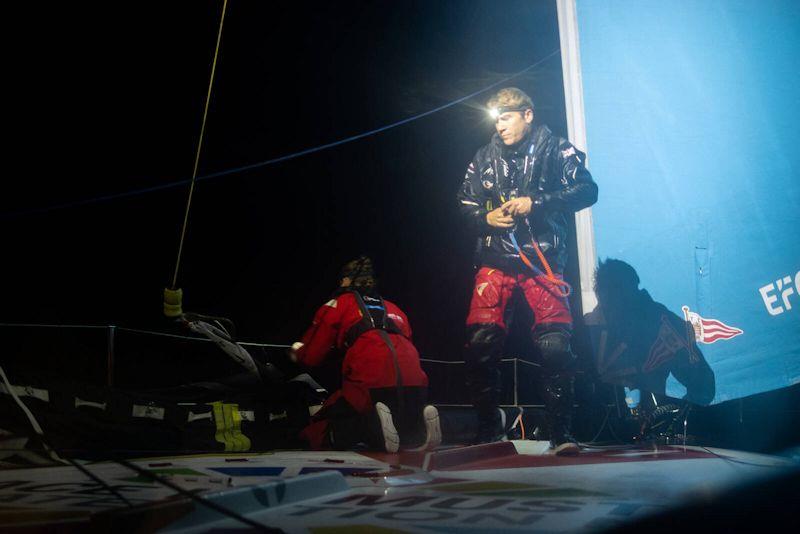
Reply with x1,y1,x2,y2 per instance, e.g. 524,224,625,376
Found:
222,403,235,450
210,401,230,451
210,401,252,452
226,403,251,452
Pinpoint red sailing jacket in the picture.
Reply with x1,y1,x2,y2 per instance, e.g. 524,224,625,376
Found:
295,292,428,412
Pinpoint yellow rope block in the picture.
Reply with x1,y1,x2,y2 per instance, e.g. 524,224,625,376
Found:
163,287,184,317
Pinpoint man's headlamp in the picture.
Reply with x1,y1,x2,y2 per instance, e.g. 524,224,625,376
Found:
488,106,530,119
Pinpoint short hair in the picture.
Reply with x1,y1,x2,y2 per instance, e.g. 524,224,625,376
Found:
340,255,377,291
486,87,534,111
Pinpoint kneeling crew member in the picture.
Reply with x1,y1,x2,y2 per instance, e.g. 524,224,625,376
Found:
292,256,440,452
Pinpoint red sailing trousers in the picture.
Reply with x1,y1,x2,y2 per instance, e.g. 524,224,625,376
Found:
466,267,572,330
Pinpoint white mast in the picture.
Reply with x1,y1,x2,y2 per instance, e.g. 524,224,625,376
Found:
556,0,598,319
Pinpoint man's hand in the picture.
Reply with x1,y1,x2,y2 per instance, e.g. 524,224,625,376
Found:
501,196,533,217
486,207,515,228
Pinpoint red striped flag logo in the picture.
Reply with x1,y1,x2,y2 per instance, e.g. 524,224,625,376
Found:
682,306,744,344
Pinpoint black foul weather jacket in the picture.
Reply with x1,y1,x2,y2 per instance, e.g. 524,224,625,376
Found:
457,124,598,273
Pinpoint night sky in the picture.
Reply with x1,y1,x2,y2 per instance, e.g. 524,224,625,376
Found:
4,1,799,458
3,1,569,364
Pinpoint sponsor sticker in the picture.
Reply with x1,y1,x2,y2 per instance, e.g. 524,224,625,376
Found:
758,270,799,316
681,306,743,344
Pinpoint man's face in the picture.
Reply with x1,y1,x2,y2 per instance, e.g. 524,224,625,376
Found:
495,108,533,146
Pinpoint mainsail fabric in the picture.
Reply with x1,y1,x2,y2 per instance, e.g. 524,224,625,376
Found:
576,0,800,403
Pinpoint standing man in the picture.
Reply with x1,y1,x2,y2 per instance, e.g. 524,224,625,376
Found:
457,87,598,453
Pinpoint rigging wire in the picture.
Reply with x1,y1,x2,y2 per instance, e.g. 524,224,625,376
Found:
0,364,134,508
171,0,229,291
1,361,282,531
0,365,64,464
2,50,560,219
699,446,796,469
66,458,134,508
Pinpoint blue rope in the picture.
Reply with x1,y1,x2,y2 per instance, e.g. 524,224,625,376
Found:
4,50,560,219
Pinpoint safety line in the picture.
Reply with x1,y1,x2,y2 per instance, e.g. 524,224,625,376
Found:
431,403,546,408
420,357,540,367
118,326,290,348
0,322,538,364
0,323,108,329
416,358,464,364
2,49,560,219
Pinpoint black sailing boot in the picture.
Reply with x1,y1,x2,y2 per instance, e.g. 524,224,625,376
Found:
541,373,579,455
464,325,507,445
470,363,506,444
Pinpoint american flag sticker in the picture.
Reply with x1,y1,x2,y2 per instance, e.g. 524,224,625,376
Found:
682,306,744,344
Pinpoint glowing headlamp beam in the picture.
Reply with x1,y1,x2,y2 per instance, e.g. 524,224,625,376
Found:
488,106,530,120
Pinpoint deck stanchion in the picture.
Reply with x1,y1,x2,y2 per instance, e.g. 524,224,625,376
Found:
107,325,116,387
514,358,519,407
